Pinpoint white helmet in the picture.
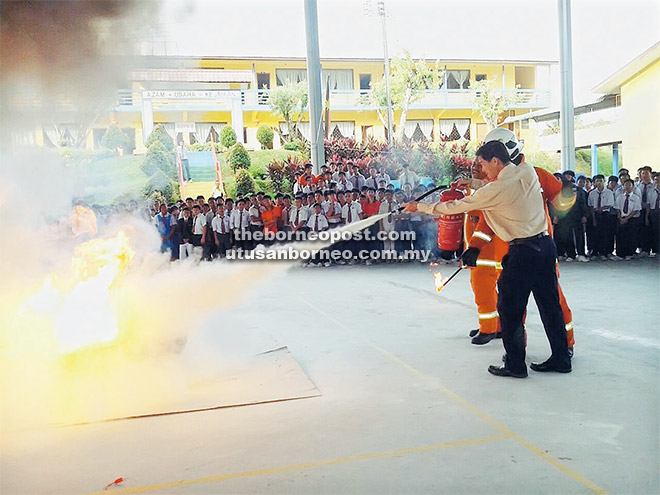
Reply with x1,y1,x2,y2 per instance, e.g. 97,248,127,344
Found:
483,127,523,162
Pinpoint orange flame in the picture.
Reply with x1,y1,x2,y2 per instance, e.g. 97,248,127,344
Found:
433,272,449,293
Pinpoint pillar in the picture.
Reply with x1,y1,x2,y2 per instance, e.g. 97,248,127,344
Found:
591,144,598,177
304,0,325,172
140,96,154,145
612,143,619,175
231,96,244,144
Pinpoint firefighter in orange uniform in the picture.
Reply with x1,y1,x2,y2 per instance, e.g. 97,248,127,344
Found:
461,128,575,354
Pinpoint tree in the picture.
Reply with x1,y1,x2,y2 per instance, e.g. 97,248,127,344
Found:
220,125,237,148
268,81,308,143
141,140,175,177
235,169,256,196
226,142,251,172
370,51,434,142
146,124,174,152
472,79,521,130
100,123,130,153
256,124,274,149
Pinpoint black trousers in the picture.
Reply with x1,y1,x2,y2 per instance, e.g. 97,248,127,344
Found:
650,210,660,254
592,212,615,256
497,235,570,375
554,219,576,258
215,233,231,257
616,217,639,257
638,213,652,253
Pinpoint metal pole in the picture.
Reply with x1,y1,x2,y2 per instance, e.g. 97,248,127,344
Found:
612,143,619,174
378,1,393,145
304,0,325,174
590,144,599,177
558,0,575,172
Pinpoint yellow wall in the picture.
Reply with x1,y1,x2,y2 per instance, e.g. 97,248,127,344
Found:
620,58,660,168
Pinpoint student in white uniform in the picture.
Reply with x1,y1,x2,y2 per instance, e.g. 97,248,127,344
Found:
378,189,399,255
231,198,251,250
588,175,616,260
614,179,642,259
212,205,232,258
648,174,660,257
322,191,342,228
191,204,206,261
306,203,330,266
290,195,309,233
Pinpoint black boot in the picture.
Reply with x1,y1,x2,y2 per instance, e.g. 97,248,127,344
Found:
469,329,479,337
471,332,497,345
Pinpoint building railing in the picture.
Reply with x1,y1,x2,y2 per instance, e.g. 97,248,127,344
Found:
115,88,551,110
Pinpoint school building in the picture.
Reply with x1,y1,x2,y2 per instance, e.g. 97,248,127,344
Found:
34,55,557,154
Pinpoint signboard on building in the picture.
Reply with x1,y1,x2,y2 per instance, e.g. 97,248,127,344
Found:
143,90,241,100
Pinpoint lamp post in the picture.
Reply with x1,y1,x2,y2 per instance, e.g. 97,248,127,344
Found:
377,1,393,146
304,0,325,174
558,0,575,172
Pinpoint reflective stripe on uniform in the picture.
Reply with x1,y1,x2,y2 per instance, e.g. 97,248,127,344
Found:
565,321,574,331
478,311,499,320
472,231,492,242
476,259,503,269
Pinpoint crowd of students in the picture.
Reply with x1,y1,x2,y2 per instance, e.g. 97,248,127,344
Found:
152,162,441,265
151,161,660,265
551,166,659,261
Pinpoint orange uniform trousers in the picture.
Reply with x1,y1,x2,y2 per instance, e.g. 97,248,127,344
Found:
465,211,575,346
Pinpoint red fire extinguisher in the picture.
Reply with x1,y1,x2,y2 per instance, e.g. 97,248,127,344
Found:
437,184,465,252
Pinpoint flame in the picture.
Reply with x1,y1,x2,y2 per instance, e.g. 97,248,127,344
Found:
70,205,98,237
433,272,449,293
28,231,134,353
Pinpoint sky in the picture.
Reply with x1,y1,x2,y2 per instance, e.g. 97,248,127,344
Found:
148,0,660,102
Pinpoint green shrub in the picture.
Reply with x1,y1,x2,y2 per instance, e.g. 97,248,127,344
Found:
100,124,130,153
220,126,237,148
256,124,274,150
227,142,251,172
235,169,256,197
143,170,179,203
283,140,301,152
146,124,174,152
142,140,175,177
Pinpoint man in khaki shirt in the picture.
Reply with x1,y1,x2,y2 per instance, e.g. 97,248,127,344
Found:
405,141,571,378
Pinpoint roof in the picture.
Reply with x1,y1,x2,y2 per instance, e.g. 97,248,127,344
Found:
503,95,619,123
131,69,254,83
592,41,660,94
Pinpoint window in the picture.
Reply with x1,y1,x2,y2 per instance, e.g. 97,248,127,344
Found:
404,120,433,142
521,119,529,130
440,119,470,140
276,69,307,86
359,74,372,90
276,69,354,90
257,72,270,89
475,74,487,82
447,70,470,89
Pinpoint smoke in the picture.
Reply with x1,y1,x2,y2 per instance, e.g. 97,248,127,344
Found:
0,0,160,147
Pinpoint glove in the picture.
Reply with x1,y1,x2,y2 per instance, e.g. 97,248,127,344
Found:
461,247,480,267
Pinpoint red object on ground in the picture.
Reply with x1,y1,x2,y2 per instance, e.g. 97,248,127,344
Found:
104,478,124,490
437,185,465,251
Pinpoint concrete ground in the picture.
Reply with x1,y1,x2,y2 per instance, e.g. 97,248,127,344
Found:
2,258,659,495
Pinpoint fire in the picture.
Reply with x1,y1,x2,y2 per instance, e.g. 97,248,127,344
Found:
28,231,134,352
433,272,449,293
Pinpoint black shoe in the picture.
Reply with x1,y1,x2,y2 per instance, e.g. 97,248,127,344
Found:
488,365,527,378
469,329,479,337
568,346,574,358
471,332,497,345
530,359,572,373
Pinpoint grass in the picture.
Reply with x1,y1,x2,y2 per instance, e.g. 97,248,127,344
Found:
75,154,148,206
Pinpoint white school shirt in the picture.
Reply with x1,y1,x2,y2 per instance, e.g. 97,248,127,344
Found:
193,213,206,235
212,214,231,234
322,201,342,223
341,201,362,223
349,173,366,190
399,170,420,188
614,192,642,217
648,188,660,210
248,204,263,225
636,181,654,207
588,188,615,210
366,177,380,189
337,180,353,192
289,205,309,226
378,199,399,229
231,209,249,229
306,213,329,231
